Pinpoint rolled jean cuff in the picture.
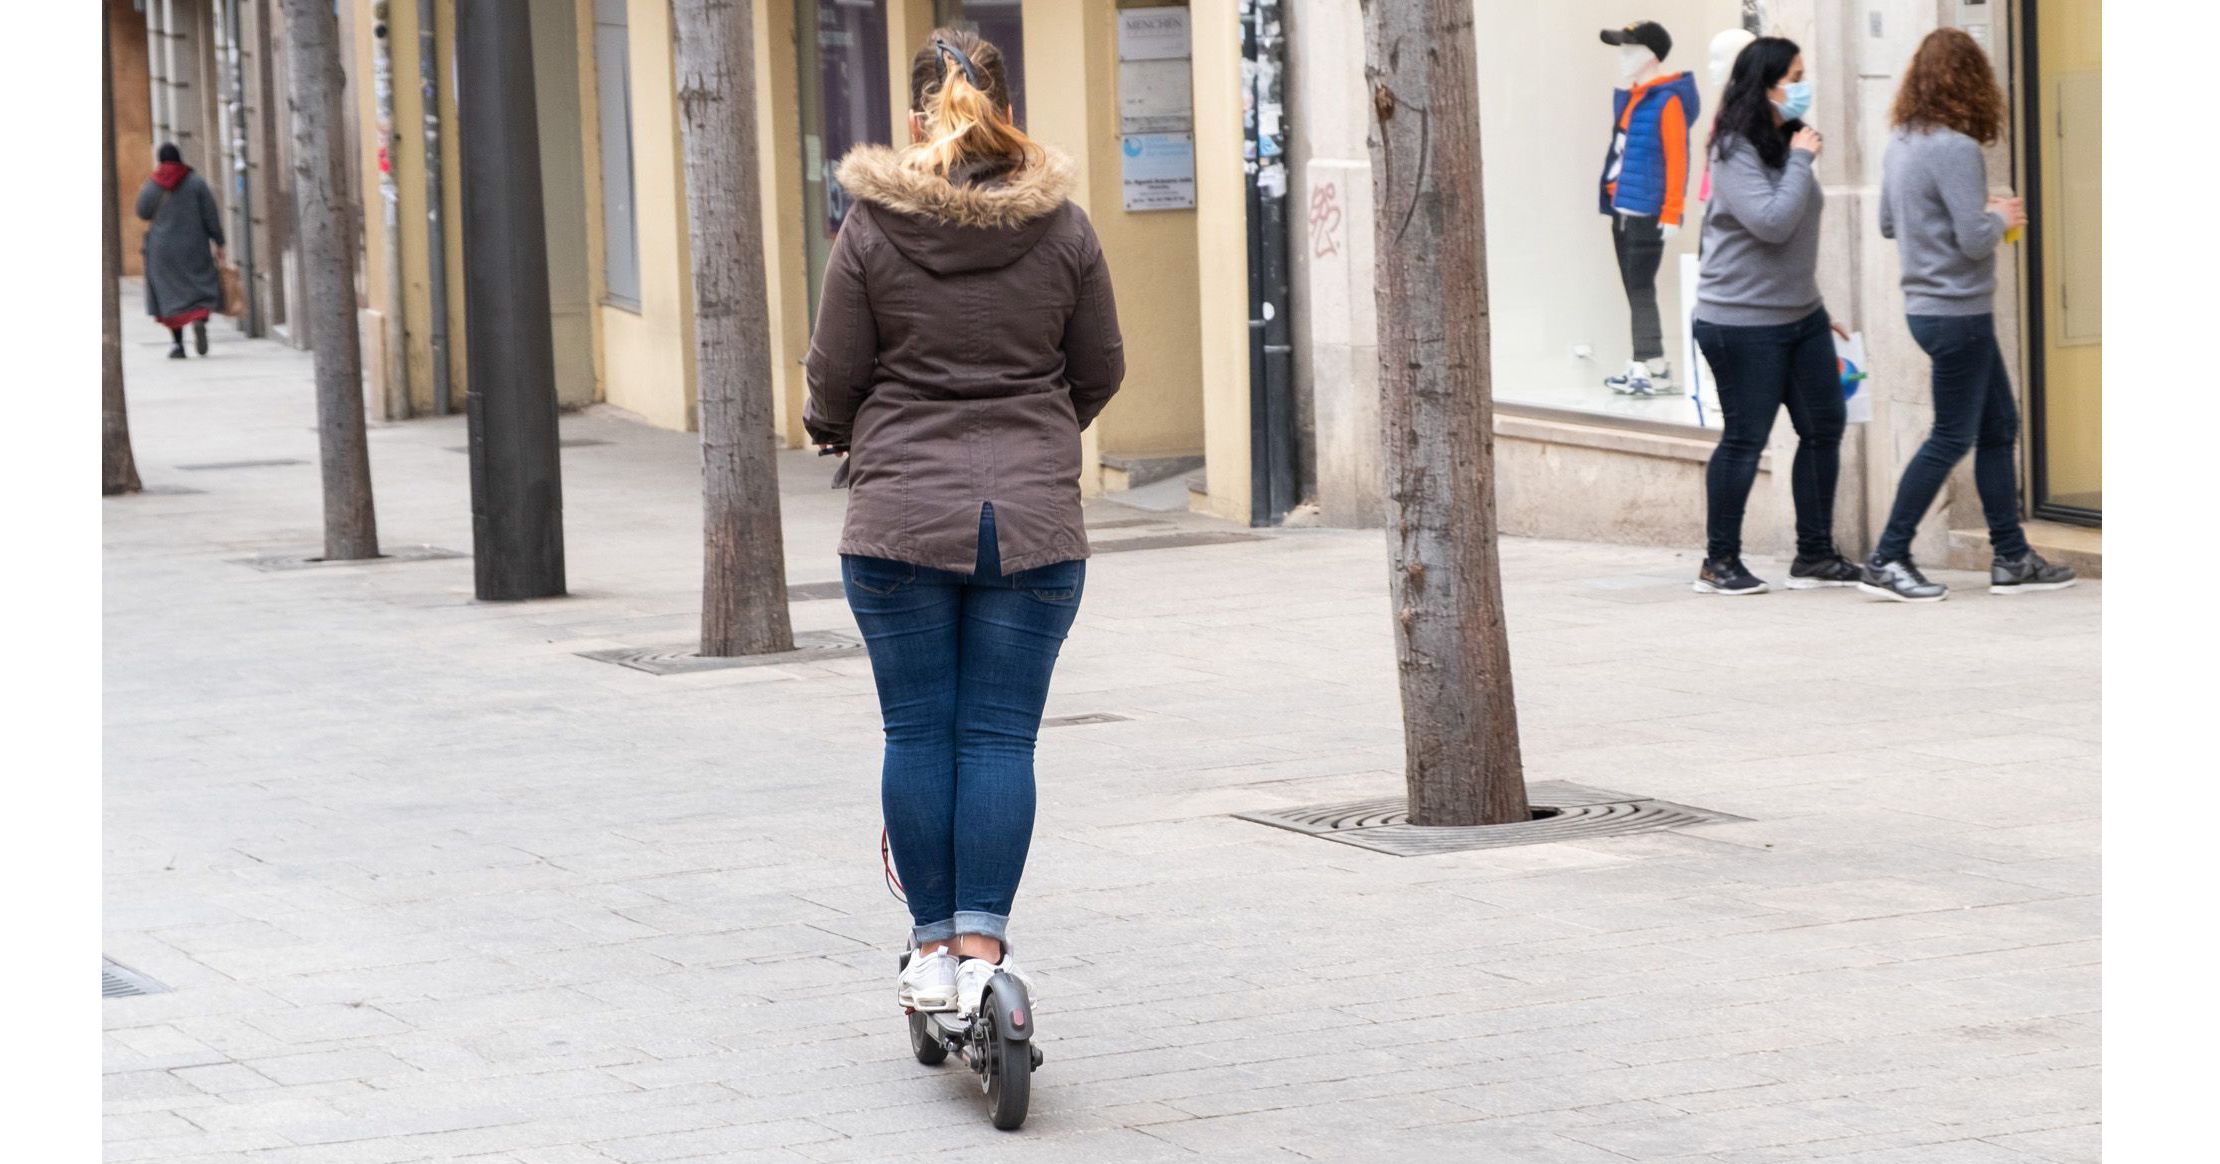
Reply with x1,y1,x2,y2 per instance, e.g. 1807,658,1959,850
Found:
911,918,958,946
953,910,1010,949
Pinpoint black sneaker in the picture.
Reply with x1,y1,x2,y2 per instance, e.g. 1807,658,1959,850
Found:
1859,557,1948,603
1990,551,2077,595
168,343,186,360
193,319,209,355
1786,552,1864,590
1694,556,1769,596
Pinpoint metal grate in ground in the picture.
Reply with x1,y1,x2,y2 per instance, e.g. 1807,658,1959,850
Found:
174,458,306,471
231,544,469,572
1043,712,1131,728
577,629,863,675
102,958,167,999
1235,781,1747,856
443,439,612,453
1092,531,1264,553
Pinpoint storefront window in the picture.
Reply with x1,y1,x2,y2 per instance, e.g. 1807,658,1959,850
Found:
799,0,891,312
932,0,1027,128
1476,4,1749,427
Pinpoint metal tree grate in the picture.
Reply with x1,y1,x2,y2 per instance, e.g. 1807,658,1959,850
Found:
577,630,863,675
174,458,307,471
102,958,168,999
1092,531,1264,554
232,544,468,572
1043,712,1131,728
444,439,611,453
1235,781,1746,856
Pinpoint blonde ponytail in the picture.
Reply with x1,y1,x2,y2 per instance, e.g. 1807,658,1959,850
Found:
906,30,1036,180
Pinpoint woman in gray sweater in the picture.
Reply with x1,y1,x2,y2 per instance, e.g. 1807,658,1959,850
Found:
1689,38,1861,596
1860,28,2076,601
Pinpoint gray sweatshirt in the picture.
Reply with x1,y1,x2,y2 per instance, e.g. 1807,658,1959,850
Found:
1879,126,2005,316
1694,140,1825,327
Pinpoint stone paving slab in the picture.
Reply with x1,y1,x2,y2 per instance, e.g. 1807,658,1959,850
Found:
105,307,2098,1158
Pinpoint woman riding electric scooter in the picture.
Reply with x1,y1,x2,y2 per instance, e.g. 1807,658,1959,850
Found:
803,27,1124,1128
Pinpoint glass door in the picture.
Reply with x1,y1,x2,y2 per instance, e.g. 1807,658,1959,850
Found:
799,0,891,313
2020,0,2101,522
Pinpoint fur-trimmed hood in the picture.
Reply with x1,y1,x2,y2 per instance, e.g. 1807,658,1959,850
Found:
835,144,1078,275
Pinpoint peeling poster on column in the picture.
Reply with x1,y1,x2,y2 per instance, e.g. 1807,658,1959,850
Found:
1121,133,1196,212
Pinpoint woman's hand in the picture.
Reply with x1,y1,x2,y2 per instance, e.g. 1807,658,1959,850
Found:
1790,126,1823,157
1986,195,2028,229
213,244,228,266
1830,320,1852,341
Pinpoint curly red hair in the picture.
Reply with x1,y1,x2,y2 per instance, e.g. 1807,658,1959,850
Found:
1890,28,2005,144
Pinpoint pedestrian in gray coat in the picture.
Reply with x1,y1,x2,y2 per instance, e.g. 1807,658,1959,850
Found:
136,143,227,358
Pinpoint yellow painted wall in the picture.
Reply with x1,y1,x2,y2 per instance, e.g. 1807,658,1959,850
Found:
594,0,698,431
376,0,467,415
2034,0,2100,506
1190,0,1250,522
763,0,813,447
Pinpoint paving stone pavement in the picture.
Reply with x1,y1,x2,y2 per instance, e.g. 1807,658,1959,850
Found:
105,308,2099,1162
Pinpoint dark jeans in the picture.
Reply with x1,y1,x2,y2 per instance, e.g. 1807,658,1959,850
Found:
842,503,1084,949
1693,308,1846,562
1875,313,2029,562
1613,213,1667,361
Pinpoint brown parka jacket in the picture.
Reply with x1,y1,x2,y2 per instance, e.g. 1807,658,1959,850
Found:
802,144,1125,575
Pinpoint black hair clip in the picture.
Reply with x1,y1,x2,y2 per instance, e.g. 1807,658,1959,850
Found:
930,35,985,90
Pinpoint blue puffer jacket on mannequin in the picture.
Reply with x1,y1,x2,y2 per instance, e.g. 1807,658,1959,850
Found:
1598,71,1701,226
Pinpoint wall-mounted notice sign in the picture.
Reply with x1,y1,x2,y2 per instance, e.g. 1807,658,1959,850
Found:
1117,7,1191,61
1120,59,1193,134
1121,132,1196,211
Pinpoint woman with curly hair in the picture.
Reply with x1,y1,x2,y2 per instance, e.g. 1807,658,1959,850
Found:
1861,27,2076,601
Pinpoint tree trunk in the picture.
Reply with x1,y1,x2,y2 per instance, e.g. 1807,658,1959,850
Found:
280,0,380,560
103,4,142,498
1362,0,1527,826
672,0,795,657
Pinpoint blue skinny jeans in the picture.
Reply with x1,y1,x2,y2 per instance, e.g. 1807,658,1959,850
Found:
842,503,1084,949
1874,313,2030,563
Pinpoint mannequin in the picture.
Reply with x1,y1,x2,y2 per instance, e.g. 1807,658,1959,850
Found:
1698,28,1757,202
1597,22,1700,396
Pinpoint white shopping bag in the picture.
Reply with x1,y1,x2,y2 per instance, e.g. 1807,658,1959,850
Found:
1835,329,1872,424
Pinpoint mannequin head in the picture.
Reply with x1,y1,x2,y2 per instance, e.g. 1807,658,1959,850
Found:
1708,29,1756,88
1600,21,1673,83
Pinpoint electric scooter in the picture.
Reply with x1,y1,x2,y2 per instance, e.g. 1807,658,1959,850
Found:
897,951,1042,1130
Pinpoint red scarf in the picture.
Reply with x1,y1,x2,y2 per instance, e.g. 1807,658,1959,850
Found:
153,162,191,191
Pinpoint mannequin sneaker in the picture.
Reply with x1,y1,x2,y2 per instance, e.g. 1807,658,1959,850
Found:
1990,551,2077,595
1785,552,1864,589
1604,360,1654,396
1859,557,1948,603
1693,556,1768,595
898,945,959,1012
955,955,1038,1018
1607,359,1672,396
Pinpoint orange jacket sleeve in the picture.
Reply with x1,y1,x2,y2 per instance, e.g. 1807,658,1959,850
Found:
1659,94,1690,227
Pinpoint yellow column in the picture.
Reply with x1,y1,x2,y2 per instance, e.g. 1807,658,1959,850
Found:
1190,0,1250,522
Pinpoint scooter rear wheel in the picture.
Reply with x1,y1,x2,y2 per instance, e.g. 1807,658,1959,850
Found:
979,994,1031,1130
907,1011,948,1066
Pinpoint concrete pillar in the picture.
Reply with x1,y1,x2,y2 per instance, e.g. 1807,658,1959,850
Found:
1284,0,1378,527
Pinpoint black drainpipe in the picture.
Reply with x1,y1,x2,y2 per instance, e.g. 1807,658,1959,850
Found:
1241,0,1296,526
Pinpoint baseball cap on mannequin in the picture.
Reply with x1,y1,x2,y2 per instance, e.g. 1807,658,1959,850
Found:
1599,21,1673,62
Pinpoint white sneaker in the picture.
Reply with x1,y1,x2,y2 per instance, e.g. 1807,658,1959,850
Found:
955,956,1038,1018
1605,360,1654,395
899,946,959,1012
